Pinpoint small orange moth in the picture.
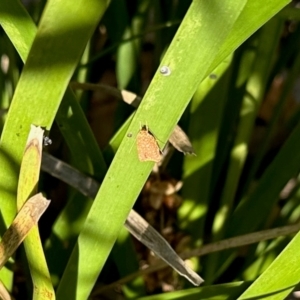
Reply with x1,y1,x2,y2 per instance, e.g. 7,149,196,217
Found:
136,125,162,163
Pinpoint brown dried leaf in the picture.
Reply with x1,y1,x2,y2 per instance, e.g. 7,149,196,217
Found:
0,193,50,270
169,125,195,155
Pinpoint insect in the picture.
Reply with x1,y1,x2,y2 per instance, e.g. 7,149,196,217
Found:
136,125,162,163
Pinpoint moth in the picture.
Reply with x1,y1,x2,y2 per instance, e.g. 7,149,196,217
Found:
136,125,162,163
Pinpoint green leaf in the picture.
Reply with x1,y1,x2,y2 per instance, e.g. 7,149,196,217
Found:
238,232,300,299
139,282,251,300
57,1,247,299
0,0,109,291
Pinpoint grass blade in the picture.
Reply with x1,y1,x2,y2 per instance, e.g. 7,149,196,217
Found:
17,125,54,299
57,1,247,299
0,0,110,291
238,231,300,299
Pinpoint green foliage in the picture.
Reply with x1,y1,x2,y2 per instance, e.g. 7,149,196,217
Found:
1,0,300,299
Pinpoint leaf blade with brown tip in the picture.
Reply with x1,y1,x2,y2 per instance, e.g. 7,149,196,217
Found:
17,125,54,300
0,193,50,270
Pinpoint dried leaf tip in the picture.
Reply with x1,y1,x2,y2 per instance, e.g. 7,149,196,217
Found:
136,125,162,163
